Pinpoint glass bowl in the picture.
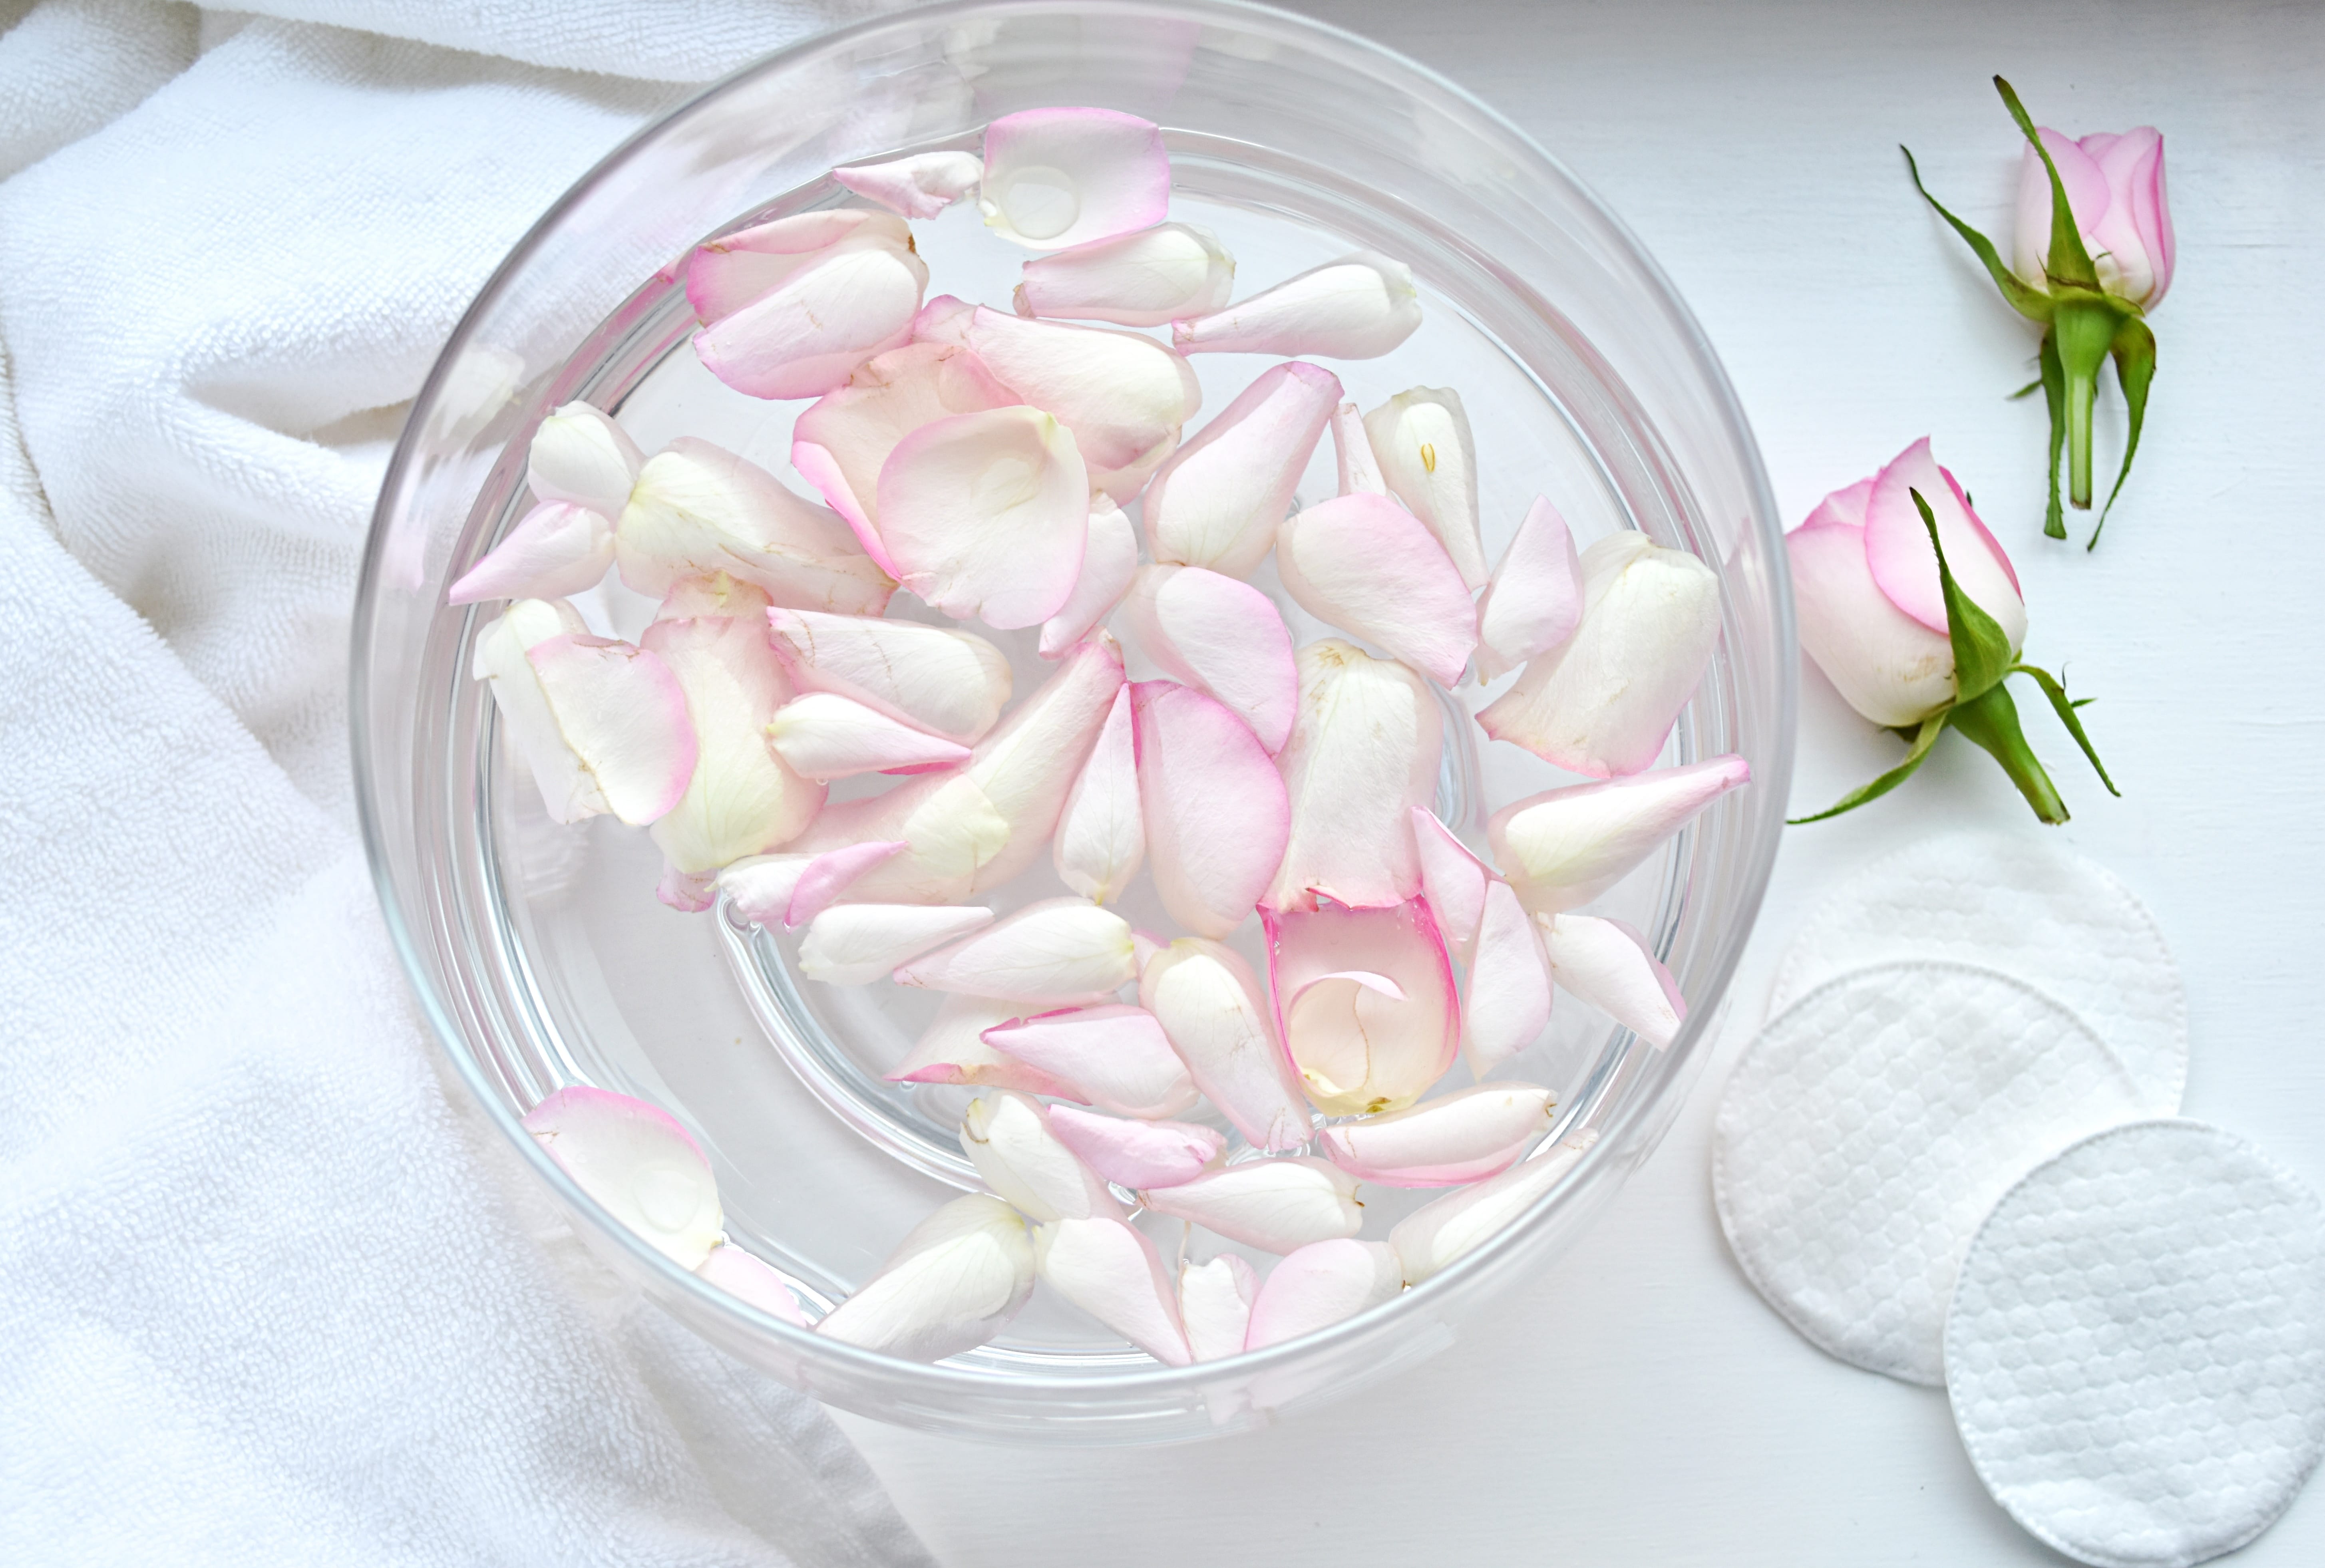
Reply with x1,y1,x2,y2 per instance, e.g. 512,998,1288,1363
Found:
352,0,1794,1445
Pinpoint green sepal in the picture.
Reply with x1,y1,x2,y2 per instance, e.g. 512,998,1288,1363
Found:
2010,664,2120,795
1993,75,2102,293
1913,487,2013,703
1787,711,1950,825
1948,681,2070,823
2007,378,2043,401
2038,329,2068,538
1900,145,2055,323
2090,313,2157,549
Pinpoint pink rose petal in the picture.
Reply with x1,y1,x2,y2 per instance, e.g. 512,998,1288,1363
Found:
959,1091,1123,1223
1390,1132,1595,1284
817,1193,1035,1361
1033,1216,1192,1364
617,439,894,613
1788,494,1955,728
1052,686,1144,905
1130,680,1291,939
1274,492,1478,688
1179,1254,1258,1362
640,613,820,874
1321,1080,1554,1187
1120,565,1299,753
766,692,973,782
1140,938,1311,1155
1265,899,1458,1117
979,107,1171,251
522,1085,722,1269
1860,437,2026,645
524,632,698,827
797,903,994,986
527,401,644,518
1539,914,1685,1049
983,1004,1198,1120
765,607,1011,746
893,896,1138,1005
450,500,615,604
1045,1104,1222,1189
1142,360,1341,579
833,149,983,219
695,1243,807,1325
687,211,927,399
1462,880,1553,1079
1173,252,1421,359
1266,641,1442,914
1476,532,1718,778
1474,495,1585,680
1038,495,1140,659
1363,388,1489,588
888,996,1081,1098
1329,401,1386,497
1138,1157,1361,1253
1241,1239,1402,1351
1409,808,1491,962
875,405,1089,630
717,840,908,929
1488,755,1751,915
1016,221,1234,325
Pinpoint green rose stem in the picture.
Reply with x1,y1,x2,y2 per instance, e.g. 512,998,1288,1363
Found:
1791,489,2118,825
1903,76,2159,549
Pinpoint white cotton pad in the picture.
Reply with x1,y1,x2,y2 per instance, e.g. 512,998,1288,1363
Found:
1947,1120,2325,1568
1713,962,2147,1384
1769,832,2186,1113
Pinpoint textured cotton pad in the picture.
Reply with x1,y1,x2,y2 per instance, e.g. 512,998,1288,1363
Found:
1769,832,2186,1113
1714,962,2147,1384
1947,1121,2325,1568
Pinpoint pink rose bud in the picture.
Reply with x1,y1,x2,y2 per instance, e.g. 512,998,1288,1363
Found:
2010,126,2174,311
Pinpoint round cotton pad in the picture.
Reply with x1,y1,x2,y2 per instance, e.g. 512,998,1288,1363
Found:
1947,1121,2325,1568
1713,961,2147,1384
1769,832,2186,1113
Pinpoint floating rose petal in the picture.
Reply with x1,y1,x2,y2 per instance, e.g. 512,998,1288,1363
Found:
888,996,1078,1098
791,342,1016,565
1052,686,1144,905
618,439,894,613
876,405,1090,629
817,1193,1035,1361
1488,756,1752,915
959,1092,1123,1222
1139,1157,1361,1253
1477,532,1719,777
1363,388,1489,588
1409,808,1491,961
1120,565,1299,753
521,1085,722,1269
1179,1254,1258,1362
1241,1239,1402,1351
1045,1104,1221,1188
1267,899,1459,1117
641,614,821,892
1329,401,1386,497
527,401,644,518
1474,495,1585,680
1033,1216,1192,1364
1319,1081,1553,1187
1142,361,1341,580
788,638,1125,904
695,1243,807,1325
1275,493,1477,688
1016,221,1234,325
766,692,973,782
449,501,614,604
475,602,698,827
688,210,927,399
1461,881,1552,1079
1172,251,1421,359
797,903,994,986
718,841,907,929
765,607,1011,746
915,299,1200,500
1140,938,1311,1154
1390,1133,1595,1284
894,897,1137,1005
979,107,1171,250
1130,680,1291,939
833,150,983,219
1539,914,1685,1049
1038,496,1140,659
1266,642,1442,913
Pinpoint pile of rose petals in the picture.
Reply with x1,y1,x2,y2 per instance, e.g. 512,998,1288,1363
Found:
461,108,1751,1364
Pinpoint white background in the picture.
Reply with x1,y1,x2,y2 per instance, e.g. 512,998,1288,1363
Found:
835,1,2325,1561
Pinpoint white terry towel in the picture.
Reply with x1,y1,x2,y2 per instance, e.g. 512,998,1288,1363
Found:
0,2,931,1563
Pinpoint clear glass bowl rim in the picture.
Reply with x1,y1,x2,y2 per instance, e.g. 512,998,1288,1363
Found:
350,0,1796,1399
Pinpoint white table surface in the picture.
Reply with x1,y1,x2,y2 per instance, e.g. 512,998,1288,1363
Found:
833,1,2325,1561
